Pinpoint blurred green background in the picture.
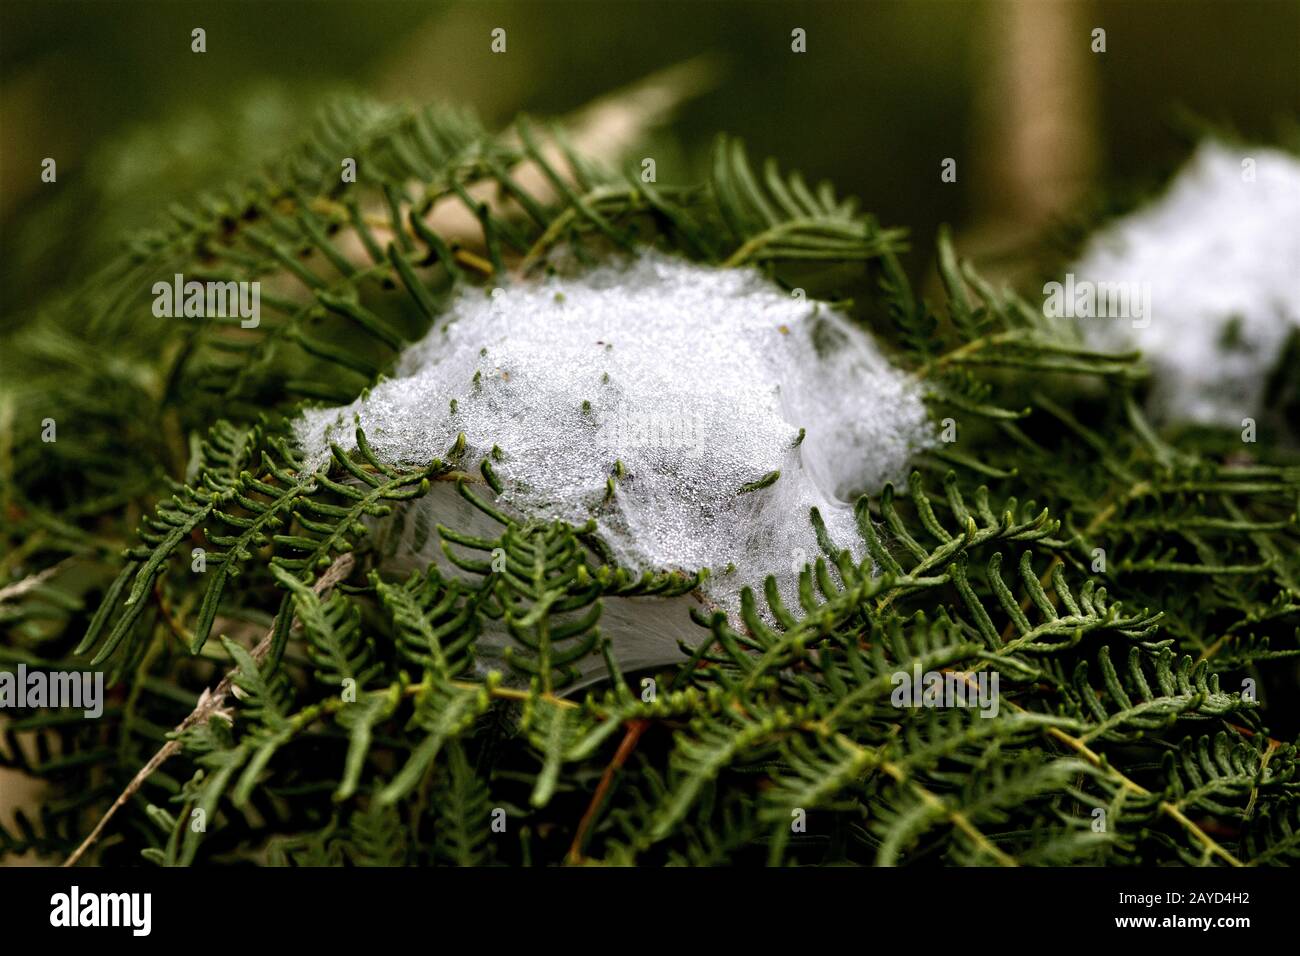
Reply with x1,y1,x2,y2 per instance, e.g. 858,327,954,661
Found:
2,0,1298,315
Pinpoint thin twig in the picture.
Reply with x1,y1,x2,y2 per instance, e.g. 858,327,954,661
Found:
567,718,648,864
62,553,355,867
0,558,73,603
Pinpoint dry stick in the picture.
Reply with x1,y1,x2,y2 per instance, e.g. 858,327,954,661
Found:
567,718,649,864
0,557,73,603
62,553,355,867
